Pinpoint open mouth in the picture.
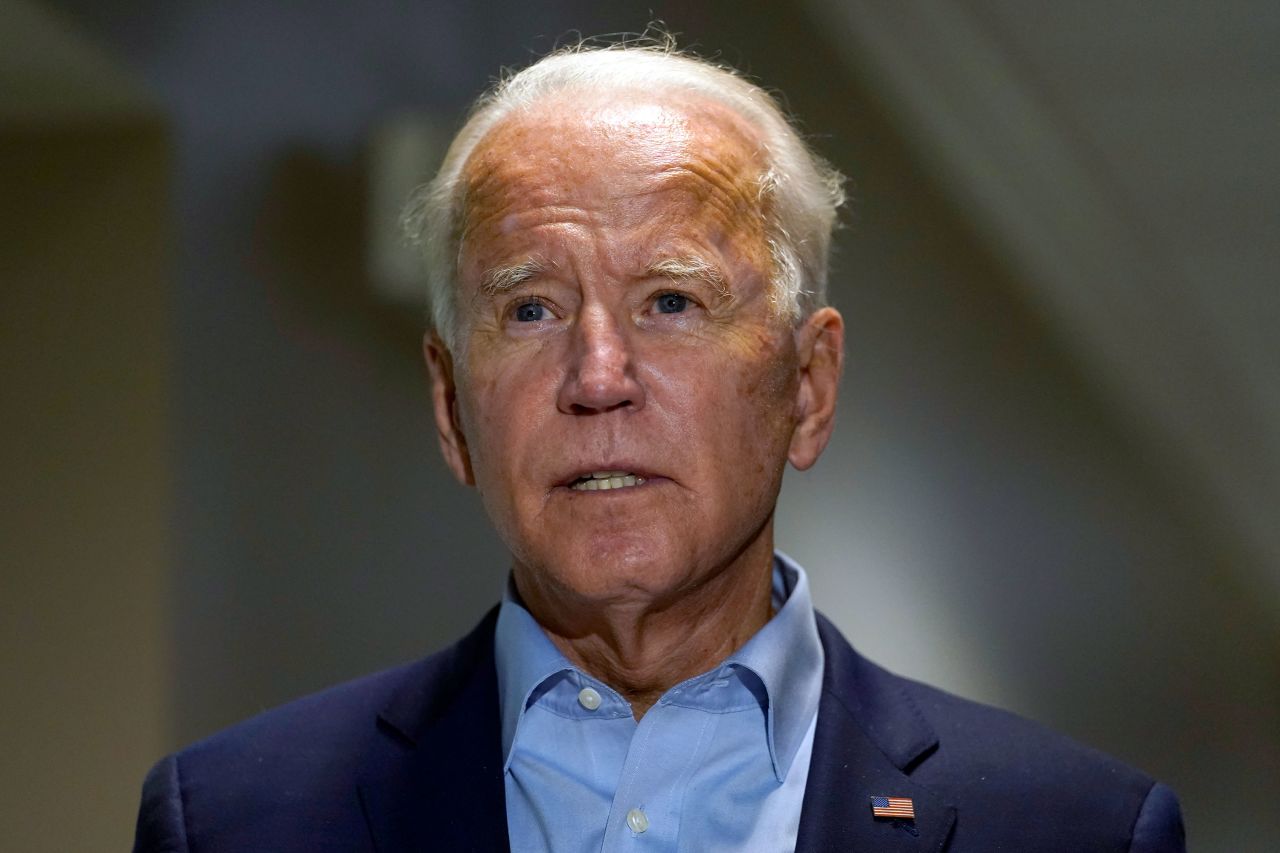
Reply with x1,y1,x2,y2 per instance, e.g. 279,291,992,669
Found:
569,470,647,492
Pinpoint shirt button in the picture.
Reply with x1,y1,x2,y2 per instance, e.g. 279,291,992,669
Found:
577,687,602,711
626,808,649,834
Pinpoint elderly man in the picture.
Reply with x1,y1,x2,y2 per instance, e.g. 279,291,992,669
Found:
134,43,1186,852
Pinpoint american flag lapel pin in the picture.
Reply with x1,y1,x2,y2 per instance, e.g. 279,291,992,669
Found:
870,796,916,820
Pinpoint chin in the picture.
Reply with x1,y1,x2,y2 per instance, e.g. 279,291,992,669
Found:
548,533,696,603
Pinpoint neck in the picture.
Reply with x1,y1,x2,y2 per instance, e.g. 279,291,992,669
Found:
516,534,776,720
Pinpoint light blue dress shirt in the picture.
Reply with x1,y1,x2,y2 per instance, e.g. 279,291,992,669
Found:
494,552,825,853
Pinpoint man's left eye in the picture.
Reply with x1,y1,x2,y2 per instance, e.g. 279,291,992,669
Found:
655,293,689,314
513,302,546,322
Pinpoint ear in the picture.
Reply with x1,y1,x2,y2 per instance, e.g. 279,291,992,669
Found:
788,306,845,471
423,331,475,486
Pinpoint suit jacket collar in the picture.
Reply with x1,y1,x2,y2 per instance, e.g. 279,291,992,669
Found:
357,607,510,852
796,613,956,852
356,608,954,852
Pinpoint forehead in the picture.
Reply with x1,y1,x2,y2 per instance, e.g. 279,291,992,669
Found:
457,93,769,253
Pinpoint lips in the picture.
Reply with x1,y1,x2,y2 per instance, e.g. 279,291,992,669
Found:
569,470,646,491
555,464,663,493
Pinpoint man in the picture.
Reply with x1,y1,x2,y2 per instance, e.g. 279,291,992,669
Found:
134,42,1186,852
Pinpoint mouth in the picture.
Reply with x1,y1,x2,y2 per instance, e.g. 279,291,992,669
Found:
567,470,648,492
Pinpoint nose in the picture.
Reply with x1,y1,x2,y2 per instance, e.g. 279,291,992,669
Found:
557,304,645,414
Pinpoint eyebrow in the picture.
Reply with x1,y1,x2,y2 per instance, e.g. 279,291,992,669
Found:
477,255,733,301
479,258,551,297
646,255,732,302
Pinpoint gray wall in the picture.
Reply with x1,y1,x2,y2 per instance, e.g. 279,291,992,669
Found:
30,1,1280,850
1,5,172,845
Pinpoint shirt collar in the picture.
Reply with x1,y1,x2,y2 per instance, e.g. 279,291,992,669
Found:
493,551,824,782
493,580,575,767
723,550,824,781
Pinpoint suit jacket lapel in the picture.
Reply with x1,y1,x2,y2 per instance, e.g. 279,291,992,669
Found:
796,615,957,853
357,609,510,853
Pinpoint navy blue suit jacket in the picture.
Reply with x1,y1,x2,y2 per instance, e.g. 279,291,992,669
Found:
134,610,1185,851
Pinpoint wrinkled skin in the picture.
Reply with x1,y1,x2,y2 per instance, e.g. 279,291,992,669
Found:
425,92,844,711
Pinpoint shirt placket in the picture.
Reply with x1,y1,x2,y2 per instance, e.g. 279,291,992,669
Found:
599,694,720,852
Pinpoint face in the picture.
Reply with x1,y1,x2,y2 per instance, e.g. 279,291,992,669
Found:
426,93,843,619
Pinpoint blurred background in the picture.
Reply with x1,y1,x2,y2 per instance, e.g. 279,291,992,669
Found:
2,0,1276,849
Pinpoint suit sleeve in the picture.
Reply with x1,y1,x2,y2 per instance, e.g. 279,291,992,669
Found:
133,755,191,853
1128,782,1186,853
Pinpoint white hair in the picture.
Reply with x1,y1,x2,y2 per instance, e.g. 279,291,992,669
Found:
402,38,846,349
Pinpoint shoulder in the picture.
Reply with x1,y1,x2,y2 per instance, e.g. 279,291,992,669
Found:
169,607,498,783
900,670,1151,791
133,662,415,852
813,613,1185,851
902,671,1147,783
134,609,500,852
174,657,419,785
898,673,1184,851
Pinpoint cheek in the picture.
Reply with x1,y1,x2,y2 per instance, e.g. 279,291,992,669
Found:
732,367,796,479
658,330,798,460
457,360,501,445
455,369,538,543
710,324,797,416
735,329,797,406
458,342,562,479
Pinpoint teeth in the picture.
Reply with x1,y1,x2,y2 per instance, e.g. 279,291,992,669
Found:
570,472,645,491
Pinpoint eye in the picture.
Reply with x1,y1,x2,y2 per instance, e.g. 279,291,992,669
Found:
513,301,547,322
655,292,689,314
